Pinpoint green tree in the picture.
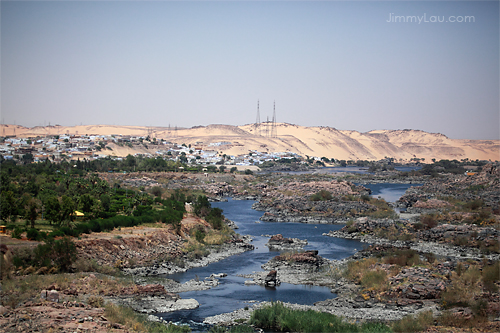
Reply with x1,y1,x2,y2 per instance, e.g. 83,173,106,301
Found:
0,191,16,222
45,196,61,224
79,193,94,213
61,195,76,225
100,194,111,212
25,197,40,229
126,154,136,168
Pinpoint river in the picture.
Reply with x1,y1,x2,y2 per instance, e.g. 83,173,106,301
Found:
158,183,419,328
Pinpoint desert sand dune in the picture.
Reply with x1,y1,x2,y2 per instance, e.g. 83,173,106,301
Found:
2,123,498,161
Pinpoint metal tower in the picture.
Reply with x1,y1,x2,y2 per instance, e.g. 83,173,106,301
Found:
272,101,277,138
255,100,261,136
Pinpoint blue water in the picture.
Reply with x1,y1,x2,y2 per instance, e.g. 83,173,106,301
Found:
160,199,363,325
362,183,422,202
159,184,414,326
264,166,421,175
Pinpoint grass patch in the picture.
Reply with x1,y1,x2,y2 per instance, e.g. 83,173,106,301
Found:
344,258,378,282
209,325,255,333
441,265,482,308
382,249,421,267
249,301,390,332
1,273,80,308
360,269,388,292
391,310,434,333
203,229,233,245
183,240,209,261
365,198,398,219
104,302,191,332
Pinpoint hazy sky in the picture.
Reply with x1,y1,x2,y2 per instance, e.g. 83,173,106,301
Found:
1,1,498,140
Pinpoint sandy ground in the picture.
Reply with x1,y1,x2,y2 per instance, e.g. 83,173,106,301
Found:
2,123,499,161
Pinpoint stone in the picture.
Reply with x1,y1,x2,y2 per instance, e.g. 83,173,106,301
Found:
265,270,278,287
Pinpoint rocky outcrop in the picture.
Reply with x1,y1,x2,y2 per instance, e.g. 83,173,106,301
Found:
114,295,199,314
123,239,254,276
75,228,184,269
249,180,378,223
325,217,500,261
240,250,333,287
265,234,308,251
398,163,500,211
264,270,280,287
254,199,376,223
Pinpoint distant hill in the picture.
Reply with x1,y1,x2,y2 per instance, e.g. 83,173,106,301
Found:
2,123,498,161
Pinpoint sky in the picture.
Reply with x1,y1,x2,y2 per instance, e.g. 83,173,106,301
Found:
1,0,499,140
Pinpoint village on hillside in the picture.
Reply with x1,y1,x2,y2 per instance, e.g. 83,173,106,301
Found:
0,132,303,168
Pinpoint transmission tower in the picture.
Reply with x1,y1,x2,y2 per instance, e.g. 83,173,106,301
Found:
272,101,277,138
255,100,261,136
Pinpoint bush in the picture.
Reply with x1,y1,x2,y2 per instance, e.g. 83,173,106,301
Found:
310,190,333,202
26,228,40,241
249,301,390,332
383,249,421,267
392,310,434,333
12,227,23,239
360,269,387,292
345,258,378,282
48,229,65,238
463,199,484,211
104,302,190,333
13,237,77,272
482,261,499,293
87,295,105,308
442,266,481,307
194,228,206,243
420,214,438,229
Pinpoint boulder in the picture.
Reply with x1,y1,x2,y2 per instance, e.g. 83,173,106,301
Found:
265,270,279,287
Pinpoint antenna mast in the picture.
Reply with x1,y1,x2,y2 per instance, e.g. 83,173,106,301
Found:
272,101,277,138
255,100,261,136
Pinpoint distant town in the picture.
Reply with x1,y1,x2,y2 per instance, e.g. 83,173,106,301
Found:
0,133,303,168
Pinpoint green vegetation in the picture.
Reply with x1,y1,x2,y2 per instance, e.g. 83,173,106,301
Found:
104,302,191,332
209,325,255,333
310,190,333,201
0,160,186,238
193,195,226,230
11,236,77,273
249,301,391,333
391,310,434,333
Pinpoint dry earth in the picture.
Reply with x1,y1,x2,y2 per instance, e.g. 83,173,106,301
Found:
3,123,498,161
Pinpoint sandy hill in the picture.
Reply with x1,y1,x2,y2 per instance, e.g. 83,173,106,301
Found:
2,123,498,162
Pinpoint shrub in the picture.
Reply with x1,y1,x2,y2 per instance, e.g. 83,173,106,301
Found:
442,266,482,307
383,249,421,267
360,269,387,292
420,214,438,229
12,227,23,239
249,301,390,332
344,258,378,282
87,295,105,308
13,237,77,272
26,228,40,241
392,310,434,333
12,247,35,269
471,299,488,318
194,228,206,243
48,229,65,238
482,261,499,293
104,302,190,333
310,190,333,202
463,199,484,211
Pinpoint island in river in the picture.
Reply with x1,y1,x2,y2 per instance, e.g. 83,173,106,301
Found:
1,162,499,332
